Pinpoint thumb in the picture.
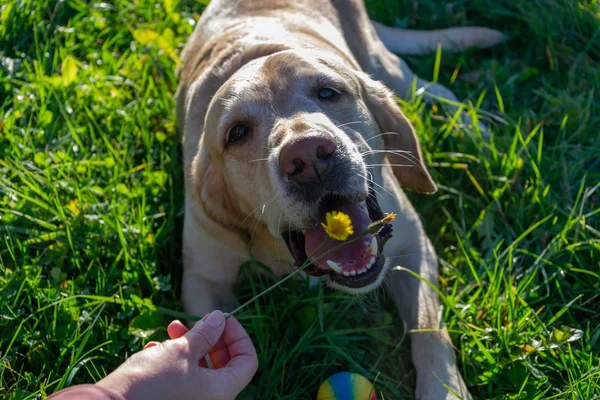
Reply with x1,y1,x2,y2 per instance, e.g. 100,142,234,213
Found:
184,310,226,358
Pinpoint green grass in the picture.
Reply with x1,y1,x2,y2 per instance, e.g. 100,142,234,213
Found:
1,0,599,399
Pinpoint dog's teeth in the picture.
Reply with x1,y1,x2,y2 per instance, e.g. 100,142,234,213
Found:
350,270,357,276
366,256,376,269
369,237,378,255
360,268,367,274
326,260,342,273
343,271,350,277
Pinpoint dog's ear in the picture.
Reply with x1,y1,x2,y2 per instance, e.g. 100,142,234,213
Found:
357,72,437,194
192,137,248,237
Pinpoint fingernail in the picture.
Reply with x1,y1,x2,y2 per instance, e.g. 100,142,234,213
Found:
204,311,224,328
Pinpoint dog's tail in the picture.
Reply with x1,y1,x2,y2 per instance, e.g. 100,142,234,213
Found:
371,21,506,55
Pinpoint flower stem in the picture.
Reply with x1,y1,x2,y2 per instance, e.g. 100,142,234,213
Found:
225,214,395,318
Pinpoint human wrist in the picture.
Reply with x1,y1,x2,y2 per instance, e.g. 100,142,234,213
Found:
96,367,151,400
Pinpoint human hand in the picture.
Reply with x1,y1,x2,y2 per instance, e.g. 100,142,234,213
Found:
96,311,258,400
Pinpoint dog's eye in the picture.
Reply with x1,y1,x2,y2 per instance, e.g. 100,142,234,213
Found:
227,124,249,145
318,87,341,101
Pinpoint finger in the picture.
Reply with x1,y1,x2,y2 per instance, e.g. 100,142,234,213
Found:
183,310,226,359
144,341,159,350
167,320,189,339
222,316,257,361
214,316,258,387
207,344,231,369
218,336,258,386
195,336,230,369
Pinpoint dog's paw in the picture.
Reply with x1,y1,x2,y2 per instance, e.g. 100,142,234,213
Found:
416,385,471,400
411,335,472,400
415,372,472,400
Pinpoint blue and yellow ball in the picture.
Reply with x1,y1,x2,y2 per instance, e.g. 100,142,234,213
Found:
316,372,377,400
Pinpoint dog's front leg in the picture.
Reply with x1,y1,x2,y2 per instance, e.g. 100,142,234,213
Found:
181,211,244,323
181,268,238,321
385,235,470,400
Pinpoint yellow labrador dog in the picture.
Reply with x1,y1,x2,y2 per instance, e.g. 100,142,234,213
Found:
176,1,503,398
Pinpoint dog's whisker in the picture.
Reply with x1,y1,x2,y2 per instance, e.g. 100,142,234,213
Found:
270,208,287,263
237,195,281,229
385,253,422,261
390,149,422,167
361,149,412,156
336,120,365,129
364,184,386,203
248,157,269,163
364,132,401,142
370,186,387,201
248,208,267,245
357,171,403,205
365,164,413,168
361,145,422,168
276,207,286,238
248,196,281,244
364,147,423,170
357,172,386,200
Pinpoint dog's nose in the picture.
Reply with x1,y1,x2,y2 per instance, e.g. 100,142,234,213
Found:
279,135,337,184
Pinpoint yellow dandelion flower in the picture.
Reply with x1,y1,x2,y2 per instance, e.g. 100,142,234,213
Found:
321,211,354,241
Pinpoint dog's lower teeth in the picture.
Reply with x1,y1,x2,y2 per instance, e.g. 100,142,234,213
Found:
326,260,342,273
327,254,378,278
366,256,376,269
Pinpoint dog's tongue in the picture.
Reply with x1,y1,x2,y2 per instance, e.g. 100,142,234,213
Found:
304,201,375,271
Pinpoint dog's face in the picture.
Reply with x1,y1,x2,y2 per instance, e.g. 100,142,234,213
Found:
194,50,436,293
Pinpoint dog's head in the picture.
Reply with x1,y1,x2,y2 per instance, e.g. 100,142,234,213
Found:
193,50,436,293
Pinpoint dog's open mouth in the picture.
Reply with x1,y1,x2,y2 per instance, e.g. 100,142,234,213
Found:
282,185,393,289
